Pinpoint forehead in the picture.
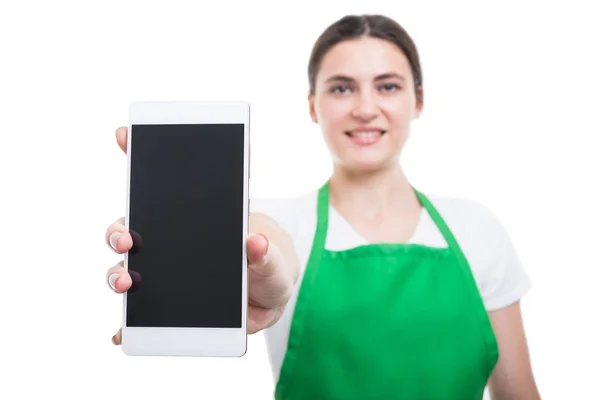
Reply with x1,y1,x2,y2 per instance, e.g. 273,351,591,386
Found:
317,37,412,81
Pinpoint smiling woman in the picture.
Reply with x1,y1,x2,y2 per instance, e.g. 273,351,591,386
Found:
249,14,542,400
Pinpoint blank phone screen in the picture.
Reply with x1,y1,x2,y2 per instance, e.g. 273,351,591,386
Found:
125,123,245,328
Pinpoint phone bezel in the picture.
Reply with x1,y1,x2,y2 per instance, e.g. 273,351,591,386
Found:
122,101,250,357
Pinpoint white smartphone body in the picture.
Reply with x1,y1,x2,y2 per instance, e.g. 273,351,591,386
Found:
121,101,249,357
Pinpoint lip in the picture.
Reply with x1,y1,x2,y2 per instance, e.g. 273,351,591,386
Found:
344,126,386,146
345,126,386,134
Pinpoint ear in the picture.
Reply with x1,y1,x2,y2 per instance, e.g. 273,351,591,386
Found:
413,86,424,119
308,92,318,123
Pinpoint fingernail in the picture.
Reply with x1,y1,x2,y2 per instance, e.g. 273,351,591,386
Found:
108,273,119,291
248,232,265,241
111,335,117,345
109,232,121,250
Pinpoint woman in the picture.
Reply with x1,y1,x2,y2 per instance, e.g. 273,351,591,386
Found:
105,14,541,399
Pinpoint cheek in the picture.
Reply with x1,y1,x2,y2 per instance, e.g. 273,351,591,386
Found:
382,99,412,128
317,100,349,131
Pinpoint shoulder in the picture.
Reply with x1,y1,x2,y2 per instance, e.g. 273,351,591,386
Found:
426,193,497,223
425,193,513,246
424,193,533,311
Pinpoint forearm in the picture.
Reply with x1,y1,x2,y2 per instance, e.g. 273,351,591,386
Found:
488,302,542,400
489,374,541,400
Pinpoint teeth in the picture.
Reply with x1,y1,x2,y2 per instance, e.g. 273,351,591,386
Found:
350,131,381,138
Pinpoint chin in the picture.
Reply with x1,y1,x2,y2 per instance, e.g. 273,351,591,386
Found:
339,156,397,174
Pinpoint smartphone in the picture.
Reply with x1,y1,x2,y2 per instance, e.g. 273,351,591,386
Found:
121,101,249,357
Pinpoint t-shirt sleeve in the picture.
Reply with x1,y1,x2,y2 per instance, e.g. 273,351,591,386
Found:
471,203,533,311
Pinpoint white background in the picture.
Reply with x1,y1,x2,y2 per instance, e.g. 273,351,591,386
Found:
1,0,598,399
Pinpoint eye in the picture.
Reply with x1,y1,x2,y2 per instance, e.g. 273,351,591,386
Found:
330,84,352,94
378,83,401,92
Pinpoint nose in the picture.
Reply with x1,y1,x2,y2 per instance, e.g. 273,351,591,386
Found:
351,91,379,121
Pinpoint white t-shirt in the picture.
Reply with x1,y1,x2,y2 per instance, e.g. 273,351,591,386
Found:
249,189,532,382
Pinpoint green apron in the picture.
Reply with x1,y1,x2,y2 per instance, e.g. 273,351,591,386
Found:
274,182,499,399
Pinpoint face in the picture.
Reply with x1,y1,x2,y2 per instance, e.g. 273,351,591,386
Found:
309,37,423,173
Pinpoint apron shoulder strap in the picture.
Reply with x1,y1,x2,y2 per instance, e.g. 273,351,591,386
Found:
313,182,330,251
414,189,466,258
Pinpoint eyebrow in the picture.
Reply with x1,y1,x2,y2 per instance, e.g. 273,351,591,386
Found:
325,73,406,83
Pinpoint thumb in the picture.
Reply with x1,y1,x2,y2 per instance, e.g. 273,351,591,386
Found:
247,233,276,276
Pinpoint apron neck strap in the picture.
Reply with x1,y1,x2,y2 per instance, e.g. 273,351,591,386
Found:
414,189,462,252
316,181,462,252
313,182,330,251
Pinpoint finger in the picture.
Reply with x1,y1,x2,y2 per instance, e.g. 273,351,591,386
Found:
247,234,292,309
116,126,127,154
105,217,133,254
112,328,122,345
247,233,281,277
247,233,268,264
106,261,133,293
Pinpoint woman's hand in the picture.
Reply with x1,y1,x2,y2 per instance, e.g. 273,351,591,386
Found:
106,127,299,345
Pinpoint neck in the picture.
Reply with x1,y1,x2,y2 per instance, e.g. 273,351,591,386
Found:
328,163,418,214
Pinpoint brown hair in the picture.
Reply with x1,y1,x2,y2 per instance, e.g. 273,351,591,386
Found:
308,14,423,105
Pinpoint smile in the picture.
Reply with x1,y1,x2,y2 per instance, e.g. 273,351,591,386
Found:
346,131,386,138
344,130,386,145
